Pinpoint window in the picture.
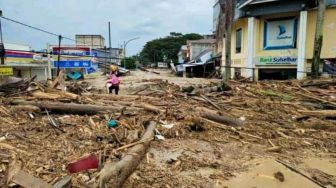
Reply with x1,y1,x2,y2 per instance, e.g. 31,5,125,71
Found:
236,28,242,54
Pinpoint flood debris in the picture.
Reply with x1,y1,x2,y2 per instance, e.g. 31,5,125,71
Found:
0,74,336,187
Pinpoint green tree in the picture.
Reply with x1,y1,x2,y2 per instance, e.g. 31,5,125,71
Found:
122,57,136,69
140,33,203,64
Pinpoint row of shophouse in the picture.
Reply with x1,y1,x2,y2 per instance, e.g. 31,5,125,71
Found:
0,35,123,81
213,0,336,80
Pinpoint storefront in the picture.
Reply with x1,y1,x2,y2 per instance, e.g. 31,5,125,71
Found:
50,46,98,78
255,56,298,80
228,0,336,80
4,50,48,81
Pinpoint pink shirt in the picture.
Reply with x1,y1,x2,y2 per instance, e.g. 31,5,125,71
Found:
108,74,120,85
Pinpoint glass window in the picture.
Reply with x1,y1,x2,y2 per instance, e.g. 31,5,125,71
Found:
236,28,242,54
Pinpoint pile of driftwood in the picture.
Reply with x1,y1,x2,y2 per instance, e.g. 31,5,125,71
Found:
1,78,336,187
0,76,37,96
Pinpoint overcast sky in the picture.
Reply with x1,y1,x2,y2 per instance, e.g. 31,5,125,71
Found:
0,0,214,55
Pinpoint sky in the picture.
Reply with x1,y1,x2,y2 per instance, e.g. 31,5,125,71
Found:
0,0,214,56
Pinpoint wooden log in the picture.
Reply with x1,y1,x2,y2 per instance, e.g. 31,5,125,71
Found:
135,102,163,114
301,80,336,87
98,100,163,114
10,100,140,114
82,93,158,101
196,107,244,127
32,91,61,100
60,91,79,100
297,92,336,107
93,121,156,188
12,105,41,113
298,110,336,118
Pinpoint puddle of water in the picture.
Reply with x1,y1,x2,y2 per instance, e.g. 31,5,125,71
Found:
223,159,321,188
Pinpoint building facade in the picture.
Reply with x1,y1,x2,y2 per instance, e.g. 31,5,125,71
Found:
75,35,105,49
187,39,216,61
2,42,48,81
178,45,188,64
222,0,336,80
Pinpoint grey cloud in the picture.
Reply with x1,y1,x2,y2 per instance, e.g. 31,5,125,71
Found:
0,0,213,55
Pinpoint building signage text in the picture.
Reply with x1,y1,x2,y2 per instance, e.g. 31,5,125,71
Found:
256,56,298,65
53,60,92,68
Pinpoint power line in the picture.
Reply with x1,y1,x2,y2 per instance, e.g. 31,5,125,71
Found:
0,15,94,46
0,16,59,37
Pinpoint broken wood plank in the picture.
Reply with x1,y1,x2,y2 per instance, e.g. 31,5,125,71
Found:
50,70,65,89
53,175,72,188
11,170,53,188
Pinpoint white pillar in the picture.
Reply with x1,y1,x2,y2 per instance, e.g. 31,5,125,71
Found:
247,17,255,78
44,67,48,80
297,11,308,79
47,43,52,79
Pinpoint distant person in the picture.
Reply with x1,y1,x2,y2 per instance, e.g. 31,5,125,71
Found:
107,65,120,95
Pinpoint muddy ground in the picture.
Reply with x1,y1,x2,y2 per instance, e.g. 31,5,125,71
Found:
1,69,336,188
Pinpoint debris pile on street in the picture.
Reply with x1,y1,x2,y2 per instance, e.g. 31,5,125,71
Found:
0,75,336,187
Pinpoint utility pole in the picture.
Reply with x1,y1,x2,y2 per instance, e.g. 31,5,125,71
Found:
224,0,236,81
47,43,52,79
0,10,4,65
311,0,326,78
57,35,62,76
123,41,126,68
123,37,140,68
108,22,112,64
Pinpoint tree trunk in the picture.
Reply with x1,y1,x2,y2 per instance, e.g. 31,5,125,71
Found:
196,107,244,127
10,100,140,114
224,0,236,81
311,0,326,78
94,121,156,188
298,110,336,118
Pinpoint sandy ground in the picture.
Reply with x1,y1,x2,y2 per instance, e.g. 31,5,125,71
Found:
87,69,220,95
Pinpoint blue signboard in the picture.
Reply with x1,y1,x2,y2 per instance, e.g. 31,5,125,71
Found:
263,17,297,50
53,60,92,68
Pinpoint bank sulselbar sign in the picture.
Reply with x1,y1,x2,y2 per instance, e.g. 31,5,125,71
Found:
255,56,297,65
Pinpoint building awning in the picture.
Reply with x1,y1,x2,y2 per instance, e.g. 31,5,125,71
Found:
238,0,280,9
5,63,48,68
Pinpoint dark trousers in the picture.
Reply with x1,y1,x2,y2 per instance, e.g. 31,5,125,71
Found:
109,85,119,95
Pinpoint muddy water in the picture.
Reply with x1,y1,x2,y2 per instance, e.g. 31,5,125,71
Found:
223,159,322,188
301,157,336,176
